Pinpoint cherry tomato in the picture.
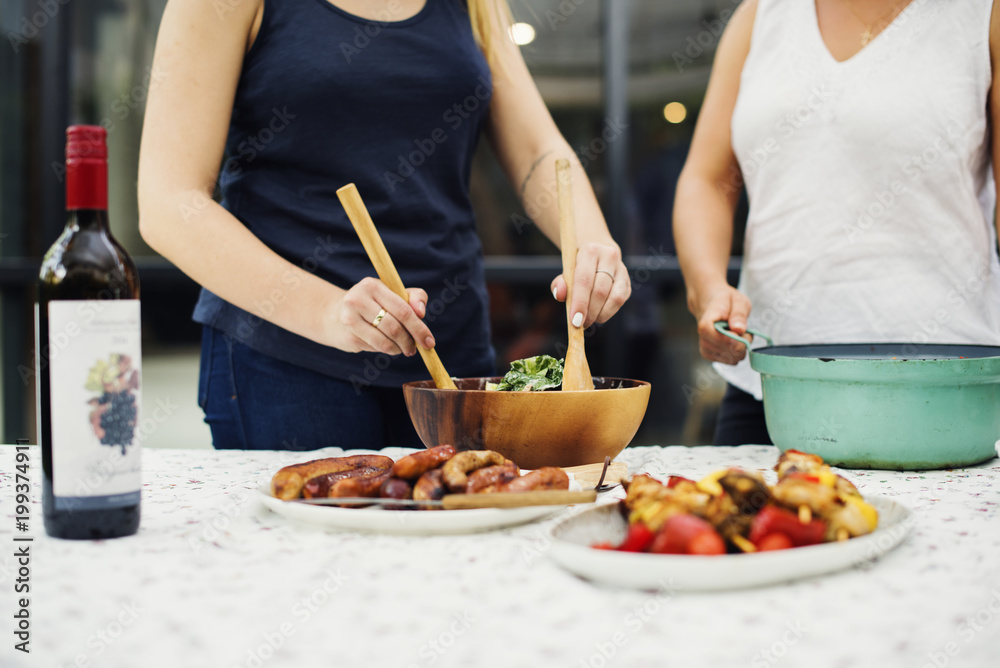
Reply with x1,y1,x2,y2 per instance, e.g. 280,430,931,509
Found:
649,514,725,555
756,532,793,551
687,531,726,555
617,522,655,552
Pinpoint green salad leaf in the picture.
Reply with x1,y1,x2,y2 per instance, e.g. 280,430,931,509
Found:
493,355,564,392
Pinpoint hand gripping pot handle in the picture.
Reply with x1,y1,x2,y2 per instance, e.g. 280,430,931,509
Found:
713,321,775,348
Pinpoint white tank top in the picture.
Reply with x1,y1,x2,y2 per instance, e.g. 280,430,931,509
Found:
720,0,1000,399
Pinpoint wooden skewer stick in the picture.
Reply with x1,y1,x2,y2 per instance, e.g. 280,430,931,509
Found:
732,535,758,553
798,504,812,524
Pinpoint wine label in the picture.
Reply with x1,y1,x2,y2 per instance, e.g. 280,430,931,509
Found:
48,300,142,510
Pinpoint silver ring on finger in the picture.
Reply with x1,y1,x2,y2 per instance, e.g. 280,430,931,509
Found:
371,308,387,328
596,268,615,282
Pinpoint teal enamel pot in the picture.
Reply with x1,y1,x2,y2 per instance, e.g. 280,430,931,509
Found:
715,322,1000,470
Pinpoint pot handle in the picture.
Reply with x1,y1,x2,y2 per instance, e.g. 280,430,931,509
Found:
714,321,774,348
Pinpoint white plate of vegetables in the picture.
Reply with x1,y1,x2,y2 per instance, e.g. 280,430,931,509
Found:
546,450,914,591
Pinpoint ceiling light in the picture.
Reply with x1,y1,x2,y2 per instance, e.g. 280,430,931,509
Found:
509,22,536,46
663,102,687,124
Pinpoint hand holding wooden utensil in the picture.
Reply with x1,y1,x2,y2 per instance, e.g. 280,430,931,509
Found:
556,159,595,391
337,183,457,389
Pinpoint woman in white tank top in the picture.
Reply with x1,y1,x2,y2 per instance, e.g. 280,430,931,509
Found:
674,0,1000,445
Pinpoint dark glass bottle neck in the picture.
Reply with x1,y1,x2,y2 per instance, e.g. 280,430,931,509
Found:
66,208,110,233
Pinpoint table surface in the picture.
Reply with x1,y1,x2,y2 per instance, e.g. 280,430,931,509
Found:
1,444,999,668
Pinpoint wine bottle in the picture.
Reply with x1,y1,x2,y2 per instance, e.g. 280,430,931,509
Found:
37,125,142,539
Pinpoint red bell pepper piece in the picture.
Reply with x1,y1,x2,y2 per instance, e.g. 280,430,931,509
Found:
749,505,826,547
649,513,726,555
616,522,655,552
666,475,695,488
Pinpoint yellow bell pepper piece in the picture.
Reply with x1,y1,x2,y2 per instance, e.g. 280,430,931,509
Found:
696,470,728,496
844,495,879,531
818,469,837,488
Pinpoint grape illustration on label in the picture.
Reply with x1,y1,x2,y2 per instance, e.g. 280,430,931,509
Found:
85,353,139,454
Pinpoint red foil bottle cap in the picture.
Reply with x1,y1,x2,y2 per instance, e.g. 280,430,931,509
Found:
66,125,108,160
66,124,108,210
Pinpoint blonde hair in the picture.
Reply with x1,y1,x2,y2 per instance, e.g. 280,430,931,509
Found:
467,0,512,73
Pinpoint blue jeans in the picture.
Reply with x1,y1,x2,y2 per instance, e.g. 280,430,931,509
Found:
198,326,443,450
713,383,774,446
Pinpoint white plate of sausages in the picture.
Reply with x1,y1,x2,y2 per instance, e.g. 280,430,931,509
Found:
259,447,582,535
258,485,564,535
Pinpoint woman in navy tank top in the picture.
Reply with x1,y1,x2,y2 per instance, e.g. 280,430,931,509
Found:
137,0,630,450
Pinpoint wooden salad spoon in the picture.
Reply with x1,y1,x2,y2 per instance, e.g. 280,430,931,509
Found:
556,159,595,391
336,184,457,390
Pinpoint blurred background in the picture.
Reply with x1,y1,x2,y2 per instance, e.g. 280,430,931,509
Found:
0,0,746,449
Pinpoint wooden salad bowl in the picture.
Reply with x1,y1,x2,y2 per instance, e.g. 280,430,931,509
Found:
402,377,651,469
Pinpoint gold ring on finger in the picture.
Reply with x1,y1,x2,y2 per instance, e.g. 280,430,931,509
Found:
371,308,387,328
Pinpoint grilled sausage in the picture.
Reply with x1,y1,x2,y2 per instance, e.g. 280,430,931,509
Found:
441,450,509,492
465,462,520,494
303,466,385,498
501,467,569,493
380,477,413,500
391,445,457,480
270,455,393,500
413,468,448,503
328,468,393,498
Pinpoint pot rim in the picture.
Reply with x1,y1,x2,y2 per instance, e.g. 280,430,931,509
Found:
750,347,1000,384
714,322,1000,383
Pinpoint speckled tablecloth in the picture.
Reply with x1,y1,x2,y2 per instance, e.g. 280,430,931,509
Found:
1,444,998,668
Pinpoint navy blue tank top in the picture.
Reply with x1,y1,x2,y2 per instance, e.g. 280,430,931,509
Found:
193,0,496,387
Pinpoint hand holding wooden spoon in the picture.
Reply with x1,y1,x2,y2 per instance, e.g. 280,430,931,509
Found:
556,159,595,391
